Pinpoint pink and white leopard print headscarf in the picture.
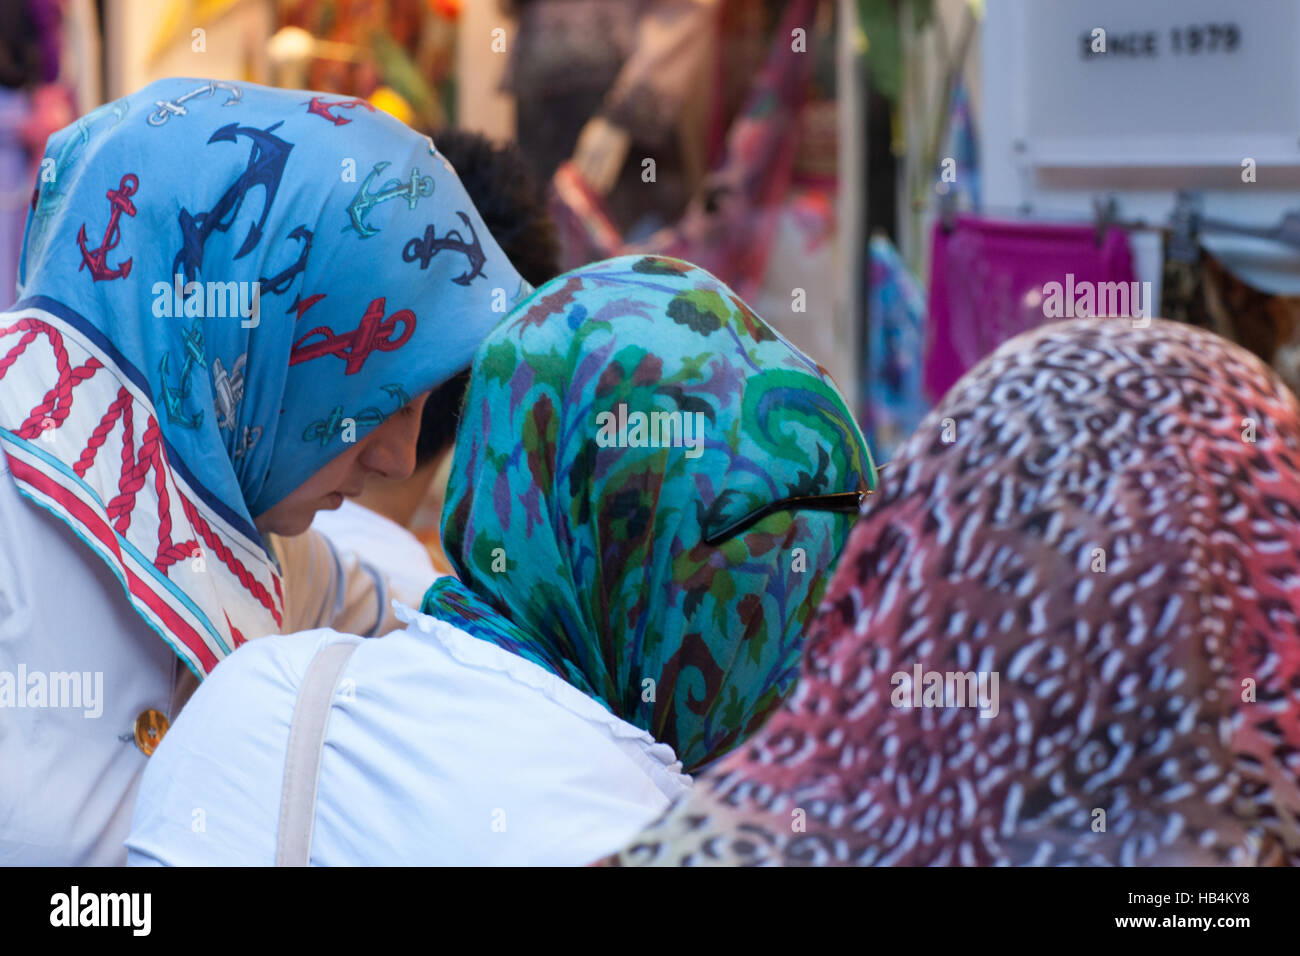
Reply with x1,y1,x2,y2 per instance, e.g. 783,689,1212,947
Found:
608,318,1300,866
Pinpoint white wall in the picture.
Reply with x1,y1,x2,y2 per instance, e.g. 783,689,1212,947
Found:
103,0,272,100
981,0,1300,295
455,0,515,141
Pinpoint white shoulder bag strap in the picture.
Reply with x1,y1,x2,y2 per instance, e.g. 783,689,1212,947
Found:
275,638,362,866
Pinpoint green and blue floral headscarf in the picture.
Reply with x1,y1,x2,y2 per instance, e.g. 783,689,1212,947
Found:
423,255,875,770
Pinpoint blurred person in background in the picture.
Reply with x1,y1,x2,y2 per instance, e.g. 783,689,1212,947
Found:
505,0,719,240
0,0,79,310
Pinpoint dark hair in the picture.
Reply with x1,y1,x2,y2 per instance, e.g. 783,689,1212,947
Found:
415,366,471,468
416,130,561,469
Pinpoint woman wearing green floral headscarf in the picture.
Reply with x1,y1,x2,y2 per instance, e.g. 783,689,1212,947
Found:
127,254,874,865
423,254,874,770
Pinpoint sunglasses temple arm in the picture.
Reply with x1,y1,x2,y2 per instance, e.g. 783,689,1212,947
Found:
701,493,867,547
701,504,778,547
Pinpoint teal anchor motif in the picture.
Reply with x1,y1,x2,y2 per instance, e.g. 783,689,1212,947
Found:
38,99,130,213
158,318,206,429
29,99,130,261
302,384,410,445
344,162,434,238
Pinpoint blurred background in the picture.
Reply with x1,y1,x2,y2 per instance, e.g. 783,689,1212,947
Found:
4,0,1299,471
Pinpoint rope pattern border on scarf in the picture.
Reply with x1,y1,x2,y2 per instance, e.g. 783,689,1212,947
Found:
0,316,282,627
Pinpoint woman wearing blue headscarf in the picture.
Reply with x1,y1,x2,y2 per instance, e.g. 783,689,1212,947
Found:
0,79,528,864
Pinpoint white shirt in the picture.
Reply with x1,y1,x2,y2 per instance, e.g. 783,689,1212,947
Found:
0,460,408,865
126,605,691,866
311,499,441,608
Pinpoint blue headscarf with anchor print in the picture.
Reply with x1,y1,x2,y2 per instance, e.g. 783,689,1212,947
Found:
0,78,526,675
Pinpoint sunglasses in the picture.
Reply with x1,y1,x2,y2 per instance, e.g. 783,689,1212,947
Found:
700,463,888,547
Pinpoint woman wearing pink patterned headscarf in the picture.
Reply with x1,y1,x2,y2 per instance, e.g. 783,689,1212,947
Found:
609,318,1300,866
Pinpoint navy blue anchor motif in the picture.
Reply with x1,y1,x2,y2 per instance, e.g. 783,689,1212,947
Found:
173,121,293,282
257,224,314,314
401,211,487,286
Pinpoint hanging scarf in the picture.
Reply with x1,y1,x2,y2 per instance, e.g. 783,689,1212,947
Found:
422,254,875,770
0,78,527,678
609,318,1300,865
925,214,1137,402
864,235,929,459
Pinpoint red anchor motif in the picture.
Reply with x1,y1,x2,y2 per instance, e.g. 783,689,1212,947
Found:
294,292,326,319
305,96,377,126
289,296,416,375
76,173,138,281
